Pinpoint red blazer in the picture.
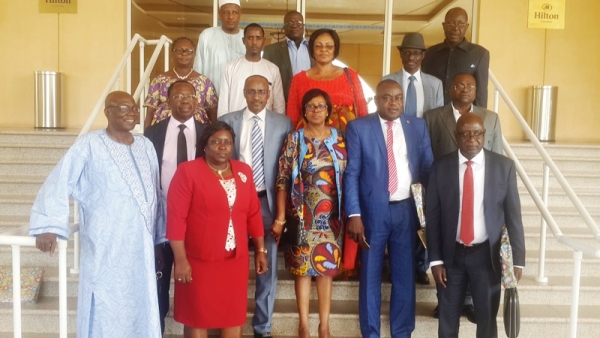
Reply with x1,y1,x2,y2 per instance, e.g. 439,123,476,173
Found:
166,158,264,261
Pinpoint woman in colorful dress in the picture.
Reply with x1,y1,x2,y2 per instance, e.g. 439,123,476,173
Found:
143,36,218,128
286,28,368,132
272,89,347,338
167,121,268,338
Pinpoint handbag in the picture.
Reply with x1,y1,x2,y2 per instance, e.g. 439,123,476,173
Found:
280,132,308,246
500,225,520,337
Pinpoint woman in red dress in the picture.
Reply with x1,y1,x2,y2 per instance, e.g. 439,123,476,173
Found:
286,28,369,132
167,121,268,338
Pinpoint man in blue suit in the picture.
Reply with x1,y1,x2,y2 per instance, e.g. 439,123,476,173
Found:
344,79,434,337
219,75,293,338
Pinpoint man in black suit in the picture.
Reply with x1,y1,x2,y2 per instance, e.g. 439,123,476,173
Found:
262,10,313,102
144,80,207,334
426,113,525,338
421,7,490,107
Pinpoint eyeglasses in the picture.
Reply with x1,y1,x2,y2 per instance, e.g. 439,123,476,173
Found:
457,130,485,140
106,105,140,114
314,44,335,51
400,50,424,58
380,95,402,103
443,22,468,29
209,139,232,146
285,20,304,27
305,103,328,111
170,94,198,101
244,89,269,97
173,48,195,55
453,84,476,91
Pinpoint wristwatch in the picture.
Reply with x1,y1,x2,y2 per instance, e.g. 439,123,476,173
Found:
256,247,268,254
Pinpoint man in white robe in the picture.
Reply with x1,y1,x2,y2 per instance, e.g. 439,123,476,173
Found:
194,0,245,95
30,91,162,338
218,23,285,117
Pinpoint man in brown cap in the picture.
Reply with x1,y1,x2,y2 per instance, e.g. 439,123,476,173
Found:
382,32,443,286
383,32,443,118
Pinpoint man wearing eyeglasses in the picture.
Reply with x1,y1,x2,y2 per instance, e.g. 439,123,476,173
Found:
30,91,163,337
219,75,293,338
263,11,314,103
426,113,525,338
218,23,285,117
194,0,245,95
383,32,443,119
144,80,207,334
421,7,490,108
424,73,502,161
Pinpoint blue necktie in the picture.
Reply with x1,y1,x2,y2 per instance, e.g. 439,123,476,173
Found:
405,75,417,117
251,115,265,189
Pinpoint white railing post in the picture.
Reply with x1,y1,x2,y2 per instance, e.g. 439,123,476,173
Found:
164,42,170,72
71,201,80,274
493,90,499,114
11,245,22,338
570,251,583,338
536,164,550,283
139,40,146,86
58,239,68,338
382,0,394,77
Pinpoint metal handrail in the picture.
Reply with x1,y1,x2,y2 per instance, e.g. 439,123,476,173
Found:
491,69,600,338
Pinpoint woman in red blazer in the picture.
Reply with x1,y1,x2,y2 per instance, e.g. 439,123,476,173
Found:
167,121,268,338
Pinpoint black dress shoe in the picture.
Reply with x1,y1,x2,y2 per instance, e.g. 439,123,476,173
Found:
254,332,273,338
432,305,439,318
463,304,476,323
415,271,430,285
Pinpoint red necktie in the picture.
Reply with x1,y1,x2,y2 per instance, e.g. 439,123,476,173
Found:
386,121,398,194
460,160,474,245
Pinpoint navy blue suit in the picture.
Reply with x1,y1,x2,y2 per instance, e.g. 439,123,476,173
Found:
344,112,433,337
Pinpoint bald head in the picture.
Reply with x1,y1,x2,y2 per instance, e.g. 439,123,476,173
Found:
443,7,469,47
445,7,468,22
105,91,133,107
104,91,139,133
456,113,485,159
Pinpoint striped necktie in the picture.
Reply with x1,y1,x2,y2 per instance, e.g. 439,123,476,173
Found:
251,115,265,189
405,75,417,117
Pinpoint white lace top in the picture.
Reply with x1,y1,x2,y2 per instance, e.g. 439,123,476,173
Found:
220,178,237,251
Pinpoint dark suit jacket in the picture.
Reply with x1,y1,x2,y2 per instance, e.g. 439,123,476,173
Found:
421,39,490,108
423,104,503,160
426,149,525,273
219,109,293,216
263,40,315,103
344,113,434,227
144,117,207,176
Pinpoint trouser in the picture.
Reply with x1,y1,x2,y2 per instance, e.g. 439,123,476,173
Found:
155,241,174,335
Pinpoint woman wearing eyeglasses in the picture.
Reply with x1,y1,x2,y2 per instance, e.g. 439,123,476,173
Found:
273,89,347,338
286,29,368,132
167,121,268,338
143,37,218,128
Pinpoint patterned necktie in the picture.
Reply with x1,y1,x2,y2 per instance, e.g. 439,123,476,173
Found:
251,115,265,189
460,160,474,245
177,124,187,166
405,75,417,117
386,121,398,194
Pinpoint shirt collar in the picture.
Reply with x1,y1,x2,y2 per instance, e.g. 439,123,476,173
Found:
243,107,267,122
458,148,484,166
451,102,474,122
402,69,422,83
378,114,400,126
286,37,308,48
443,38,470,51
168,115,195,130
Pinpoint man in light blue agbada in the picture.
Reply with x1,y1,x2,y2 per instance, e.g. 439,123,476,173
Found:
30,91,163,338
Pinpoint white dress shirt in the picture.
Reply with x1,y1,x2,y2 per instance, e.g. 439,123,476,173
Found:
451,102,474,121
379,115,412,201
401,69,425,118
239,108,267,192
161,117,196,199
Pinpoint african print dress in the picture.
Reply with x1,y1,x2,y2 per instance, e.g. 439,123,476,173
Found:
276,128,347,277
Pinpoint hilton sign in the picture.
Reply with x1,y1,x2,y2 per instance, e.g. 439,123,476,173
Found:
528,0,565,29
39,0,78,14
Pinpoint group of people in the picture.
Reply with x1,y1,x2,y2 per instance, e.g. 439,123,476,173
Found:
29,1,525,338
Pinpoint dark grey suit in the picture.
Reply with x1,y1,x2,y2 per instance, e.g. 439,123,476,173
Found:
426,149,525,338
219,108,293,334
381,69,444,115
424,104,503,161
263,40,314,103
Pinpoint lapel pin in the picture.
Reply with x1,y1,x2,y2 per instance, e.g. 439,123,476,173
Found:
238,172,247,183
